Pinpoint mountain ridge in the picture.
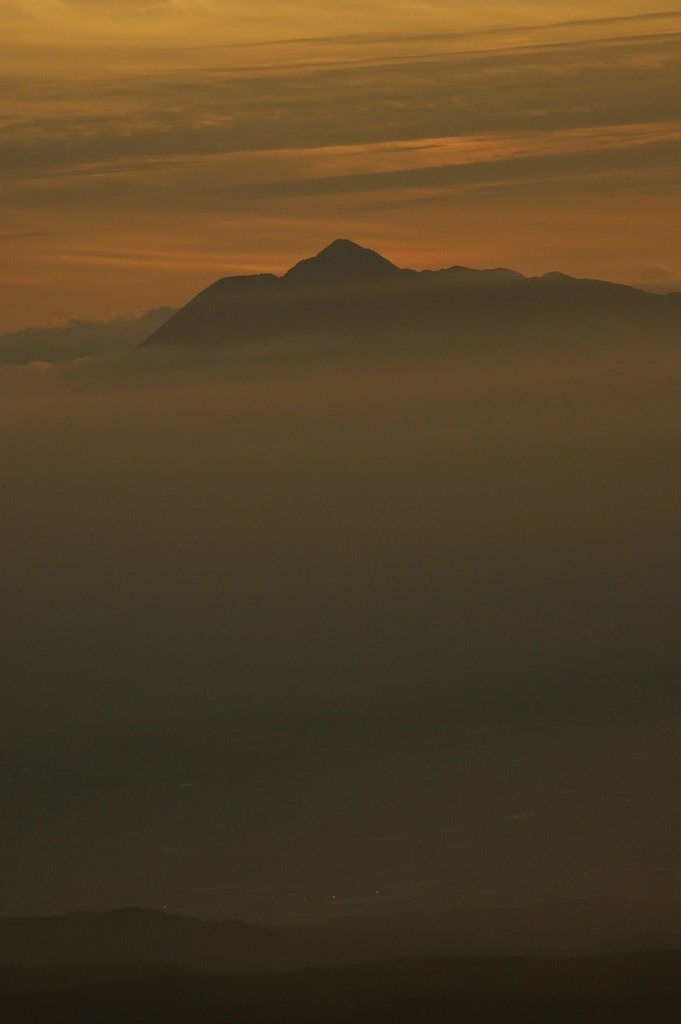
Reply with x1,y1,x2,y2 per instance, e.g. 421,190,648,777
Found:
140,239,681,351
4,905,681,966
3,920,681,1024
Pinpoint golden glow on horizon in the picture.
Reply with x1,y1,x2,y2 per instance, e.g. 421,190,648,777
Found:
1,1,680,329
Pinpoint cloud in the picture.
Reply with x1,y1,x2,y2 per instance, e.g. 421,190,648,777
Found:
555,8,681,29
3,7,681,328
0,307,175,366
639,263,674,280
3,21,681,182
11,126,679,216
209,134,681,203
634,264,681,293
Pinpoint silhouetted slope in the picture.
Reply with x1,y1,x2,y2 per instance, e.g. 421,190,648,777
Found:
283,238,403,282
141,274,279,350
140,239,681,352
4,911,681,1021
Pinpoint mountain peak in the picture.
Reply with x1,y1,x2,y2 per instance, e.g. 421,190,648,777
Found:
283,239,402,282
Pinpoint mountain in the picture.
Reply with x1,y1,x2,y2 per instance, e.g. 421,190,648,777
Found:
140,239,681,352
4,908,681,1024
283,238,403,282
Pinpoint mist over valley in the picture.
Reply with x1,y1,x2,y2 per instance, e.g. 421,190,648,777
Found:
2,243,680,941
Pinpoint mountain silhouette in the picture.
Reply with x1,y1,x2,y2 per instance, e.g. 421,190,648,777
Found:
140,240,681,351
283,238,404,281
4,928,681,1024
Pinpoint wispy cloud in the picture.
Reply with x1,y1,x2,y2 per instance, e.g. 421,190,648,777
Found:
0,307,174,366
3,28,680,181
3,7,680,327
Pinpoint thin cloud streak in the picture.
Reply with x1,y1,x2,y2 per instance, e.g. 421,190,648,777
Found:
3,31,680,180
222,138,681,203
9,124,680,207
3,4,680,327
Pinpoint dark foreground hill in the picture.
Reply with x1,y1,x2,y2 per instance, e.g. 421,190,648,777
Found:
3,910,681,1021
3,906,681,973
140,238,681,353
3,951,681,1023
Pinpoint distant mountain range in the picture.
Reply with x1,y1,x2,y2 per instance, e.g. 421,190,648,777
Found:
141,239,681,351
3,908,681,1023
2,905,681,972
0,907,493,976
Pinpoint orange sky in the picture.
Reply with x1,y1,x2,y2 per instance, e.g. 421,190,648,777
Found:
1,2,680,330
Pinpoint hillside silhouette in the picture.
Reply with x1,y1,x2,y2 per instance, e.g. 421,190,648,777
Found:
3,947,681,1023
3,907,681,1021
140,239,681,352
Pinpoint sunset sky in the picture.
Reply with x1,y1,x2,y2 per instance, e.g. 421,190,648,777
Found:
2,2,680,329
